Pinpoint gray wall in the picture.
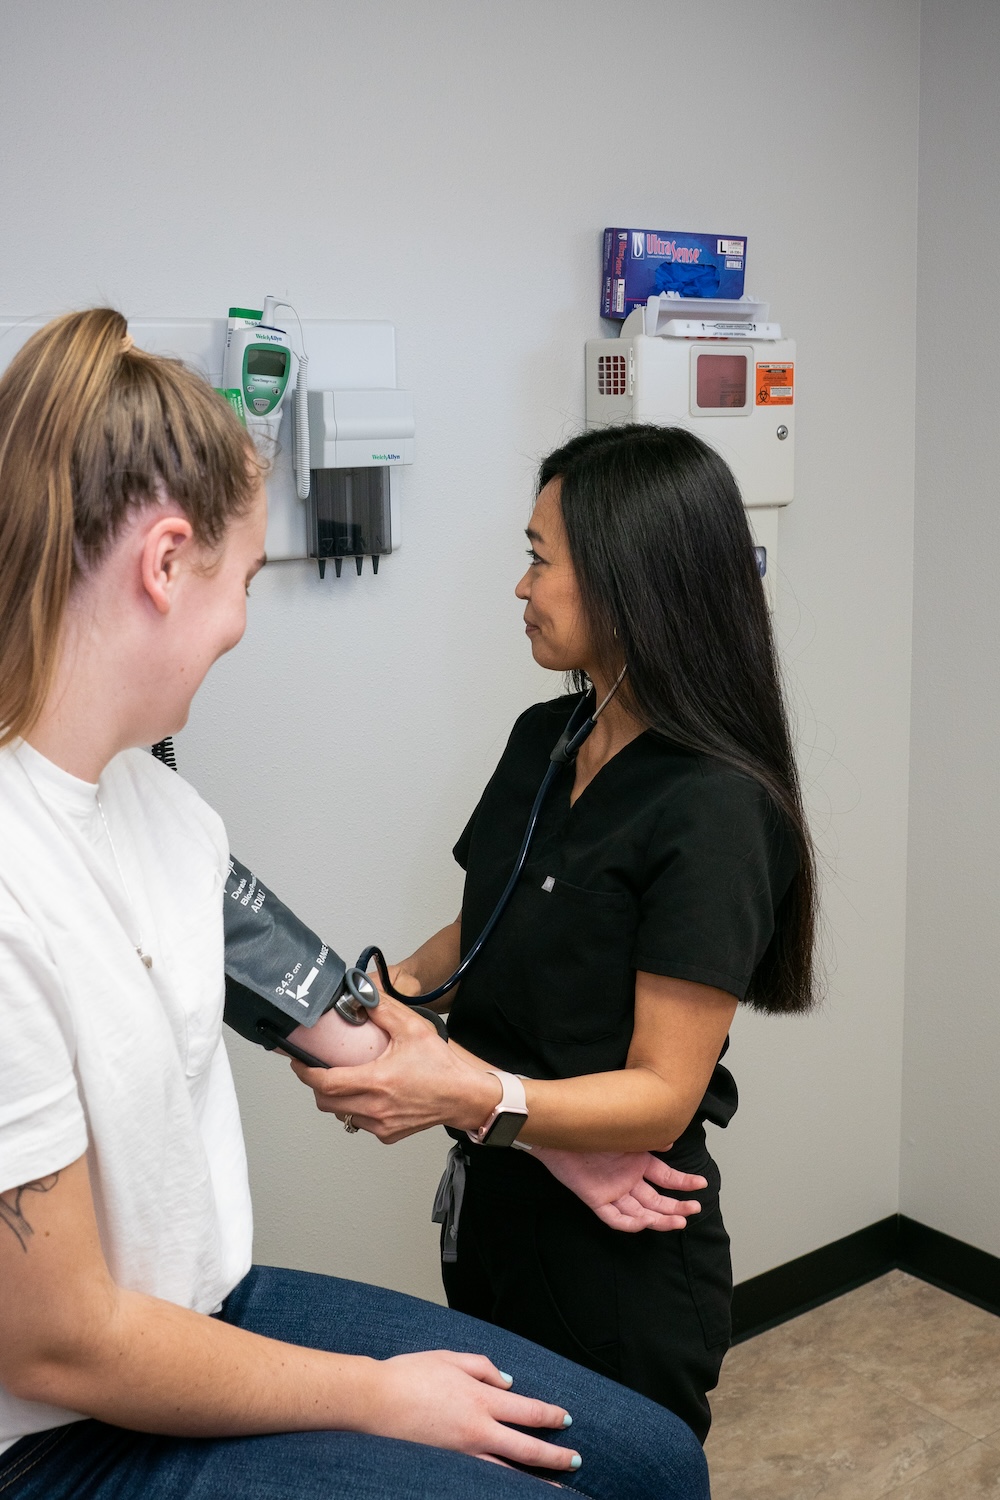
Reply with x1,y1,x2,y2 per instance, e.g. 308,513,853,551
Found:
902,0,1000,1256
0,1,922,1292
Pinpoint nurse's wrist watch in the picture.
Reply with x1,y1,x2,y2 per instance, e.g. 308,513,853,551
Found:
467,1070,528,1148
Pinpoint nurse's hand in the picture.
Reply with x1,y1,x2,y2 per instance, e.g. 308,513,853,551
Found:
384,963,422,997
531,1147,707,1232
289,994,500,1143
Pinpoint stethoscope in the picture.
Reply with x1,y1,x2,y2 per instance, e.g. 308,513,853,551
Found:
334,667,628,1024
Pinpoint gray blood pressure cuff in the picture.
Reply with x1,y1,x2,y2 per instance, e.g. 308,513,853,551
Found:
223,856,348,1053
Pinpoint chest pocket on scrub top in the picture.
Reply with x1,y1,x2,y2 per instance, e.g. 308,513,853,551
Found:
497,874,636,1046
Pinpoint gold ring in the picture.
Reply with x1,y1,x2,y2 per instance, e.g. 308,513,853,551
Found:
343,1114,359,1134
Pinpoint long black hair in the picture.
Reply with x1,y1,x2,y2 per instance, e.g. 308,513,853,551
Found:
538,423,816,1015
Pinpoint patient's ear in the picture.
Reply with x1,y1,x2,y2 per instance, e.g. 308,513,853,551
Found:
140,515,195,615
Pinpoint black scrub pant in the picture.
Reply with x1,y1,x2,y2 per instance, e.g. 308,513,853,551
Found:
441,1130,731,1445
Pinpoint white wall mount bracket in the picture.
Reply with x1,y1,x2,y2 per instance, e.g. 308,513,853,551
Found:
0,316,409,563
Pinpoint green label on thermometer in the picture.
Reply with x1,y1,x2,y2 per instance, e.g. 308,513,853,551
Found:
215,387,247,427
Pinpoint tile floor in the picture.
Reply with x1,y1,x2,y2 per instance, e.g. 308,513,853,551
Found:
705,1271,1000,1498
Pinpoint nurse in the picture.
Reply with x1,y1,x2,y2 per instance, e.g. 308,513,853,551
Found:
295,423,818,1444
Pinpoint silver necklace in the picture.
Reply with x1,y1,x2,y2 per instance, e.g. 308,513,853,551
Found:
95,793,153,969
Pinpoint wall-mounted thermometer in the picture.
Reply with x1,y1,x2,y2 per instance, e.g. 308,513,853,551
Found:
222,298,310,499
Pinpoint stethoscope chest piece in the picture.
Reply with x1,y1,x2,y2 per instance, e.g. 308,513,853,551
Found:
335,966,381,1025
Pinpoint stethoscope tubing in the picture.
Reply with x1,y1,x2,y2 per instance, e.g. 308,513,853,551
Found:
357,685,609,1006
358,756,562,1005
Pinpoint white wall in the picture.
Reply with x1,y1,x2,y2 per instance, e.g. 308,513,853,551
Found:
902,0,1000,1256
0,0,920,1290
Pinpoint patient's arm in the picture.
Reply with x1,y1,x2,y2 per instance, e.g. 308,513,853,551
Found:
0,1156,578,1469
288,1007,389,1067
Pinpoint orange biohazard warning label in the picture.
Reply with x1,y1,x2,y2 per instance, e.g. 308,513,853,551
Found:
756,362,794,406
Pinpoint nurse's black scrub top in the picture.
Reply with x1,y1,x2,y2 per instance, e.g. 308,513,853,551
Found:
448,694,798,1145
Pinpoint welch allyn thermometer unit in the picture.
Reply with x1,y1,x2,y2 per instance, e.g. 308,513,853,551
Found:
222,299,311,503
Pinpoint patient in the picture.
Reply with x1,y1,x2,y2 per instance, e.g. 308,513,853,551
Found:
0,309,709,1500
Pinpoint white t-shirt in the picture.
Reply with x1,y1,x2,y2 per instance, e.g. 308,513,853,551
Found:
0,742,253,1455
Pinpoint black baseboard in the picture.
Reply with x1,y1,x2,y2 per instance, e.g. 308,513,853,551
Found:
732,1213,1000,1343
897,1215,1000,1319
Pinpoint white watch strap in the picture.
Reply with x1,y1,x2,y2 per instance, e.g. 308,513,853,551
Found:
489,1070,527,1114
469,1069,528,1144
511,1073,533,1150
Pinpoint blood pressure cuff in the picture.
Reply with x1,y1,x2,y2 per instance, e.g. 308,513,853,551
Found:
223,856,348,1049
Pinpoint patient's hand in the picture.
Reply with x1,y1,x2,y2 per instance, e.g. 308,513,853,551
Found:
531,1147,706,1233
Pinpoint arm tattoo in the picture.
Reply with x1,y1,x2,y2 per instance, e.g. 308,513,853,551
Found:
0,1175,60,1252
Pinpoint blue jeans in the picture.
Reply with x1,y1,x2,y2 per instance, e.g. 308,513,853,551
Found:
0,1266,708,1500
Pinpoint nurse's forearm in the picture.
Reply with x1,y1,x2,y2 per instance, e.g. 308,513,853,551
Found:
447,1044,692,1152
517,1069,696,1152
452,973,737,1152
392,916,462,998
522,1070,698,1152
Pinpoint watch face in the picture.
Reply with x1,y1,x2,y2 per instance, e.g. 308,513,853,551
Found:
481,1109,528,1149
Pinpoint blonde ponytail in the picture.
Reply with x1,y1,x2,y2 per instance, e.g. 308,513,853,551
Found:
0,310,259,747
